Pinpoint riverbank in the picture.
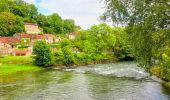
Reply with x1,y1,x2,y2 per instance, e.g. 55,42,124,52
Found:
0,64,43,76
151,66,170,90
0,56,119,76
0,56,43,76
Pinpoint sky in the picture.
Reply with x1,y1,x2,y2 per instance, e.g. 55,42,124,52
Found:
23,0,106,29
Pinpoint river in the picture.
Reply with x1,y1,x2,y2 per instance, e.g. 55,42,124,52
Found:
1,62,170,100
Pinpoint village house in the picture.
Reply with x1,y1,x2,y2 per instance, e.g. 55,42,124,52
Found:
12,46,32,56
14,33,60,44
25,23,41,34
44,34,56,44
0,37,20,55
0,23,62,56
68,32,77,40
13,33,46,44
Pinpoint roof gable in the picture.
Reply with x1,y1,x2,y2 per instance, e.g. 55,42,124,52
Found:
0,37,20,44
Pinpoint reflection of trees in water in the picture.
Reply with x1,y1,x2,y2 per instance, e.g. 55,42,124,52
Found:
0,70,73,100
86,74,134,100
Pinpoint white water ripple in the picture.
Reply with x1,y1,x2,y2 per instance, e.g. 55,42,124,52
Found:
64,62,150,79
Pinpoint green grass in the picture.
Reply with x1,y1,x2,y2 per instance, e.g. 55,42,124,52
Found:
0,56,33,64
0,64,43,76
0,56,43,76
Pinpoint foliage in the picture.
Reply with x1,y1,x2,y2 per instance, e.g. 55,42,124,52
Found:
54,39,76,66
112,27,133,59
0,12,24,36
102,0,170,72
33,41,53,67
36,14,77,34
0,0,77,36
54,24,130,66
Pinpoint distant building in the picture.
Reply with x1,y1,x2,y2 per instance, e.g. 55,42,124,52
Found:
55,36,62,43
44,34,56,44
0,37,20,55
13,33,45,44
0,23,62,56
25,23,41,34
12,48,32,56
68,32,77,40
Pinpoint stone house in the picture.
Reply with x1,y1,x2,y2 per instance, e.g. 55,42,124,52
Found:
13,33,46,45
0,37,20,55
25,23,41,34
12,46,32,56
68,32,77,40
44,34,56,44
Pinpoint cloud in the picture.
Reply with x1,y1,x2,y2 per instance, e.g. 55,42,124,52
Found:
23,0,36,4
24,0,106,29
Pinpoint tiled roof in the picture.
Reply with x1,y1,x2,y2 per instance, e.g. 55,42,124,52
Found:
0,37,20,44
44,34,55,38
20,34,32,38
16,33,45,40
25,22,38,26
69,32,77,35
13,49,28,55
33,34,45,39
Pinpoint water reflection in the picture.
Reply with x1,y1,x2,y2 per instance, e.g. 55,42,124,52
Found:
86,74,170,100
0,62,170,100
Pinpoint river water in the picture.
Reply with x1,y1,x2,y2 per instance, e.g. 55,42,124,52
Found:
0,62,170,100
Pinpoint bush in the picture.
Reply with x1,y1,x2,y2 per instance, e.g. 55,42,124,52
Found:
160,53,170,81
33,41,53,67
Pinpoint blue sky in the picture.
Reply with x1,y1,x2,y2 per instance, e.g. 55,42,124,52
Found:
24,0,105,29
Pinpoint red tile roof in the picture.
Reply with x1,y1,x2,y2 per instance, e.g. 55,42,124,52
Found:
15,33,45,40
20,34,32,38
13,49,28,55
33,34,45,39
0,37,20,44
44,34,55,38
25,23,38,26
69,32,77,35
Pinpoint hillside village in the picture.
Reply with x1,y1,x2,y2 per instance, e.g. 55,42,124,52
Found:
0,23,77,56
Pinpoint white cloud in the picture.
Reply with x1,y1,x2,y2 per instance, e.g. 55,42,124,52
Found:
23,0,36,4
24,0,106,29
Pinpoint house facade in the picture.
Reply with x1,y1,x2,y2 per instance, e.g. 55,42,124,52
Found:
0,23,62,56
68,32,77,40
13,33,46,44
25,23,41,34
44,34,55,44
0,37,20,55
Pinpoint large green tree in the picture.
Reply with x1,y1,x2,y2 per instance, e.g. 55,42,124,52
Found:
0,12,24,36
33,41,53,67
102,0,170,71
0,0,77,36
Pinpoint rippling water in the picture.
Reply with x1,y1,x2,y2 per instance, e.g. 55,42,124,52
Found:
0,62,170,100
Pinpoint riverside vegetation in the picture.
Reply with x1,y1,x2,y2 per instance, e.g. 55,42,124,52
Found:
102,0,170,88
0,0,170,90
33,24,133,67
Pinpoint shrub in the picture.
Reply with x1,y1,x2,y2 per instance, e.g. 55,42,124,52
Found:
33,41,53,67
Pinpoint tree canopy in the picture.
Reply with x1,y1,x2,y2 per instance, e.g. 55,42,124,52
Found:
0,0,79,36
102,0,170,71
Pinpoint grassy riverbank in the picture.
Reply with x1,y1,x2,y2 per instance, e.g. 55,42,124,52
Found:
0,64,42,76
151,65,170,90
0,56,43,76
0,56,33,64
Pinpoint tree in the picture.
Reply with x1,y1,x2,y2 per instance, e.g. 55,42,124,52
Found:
47,13,63,34
54,39,76,66
63,19,75,34
102,0,170,71
33,41,53,67
0,12,24,36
